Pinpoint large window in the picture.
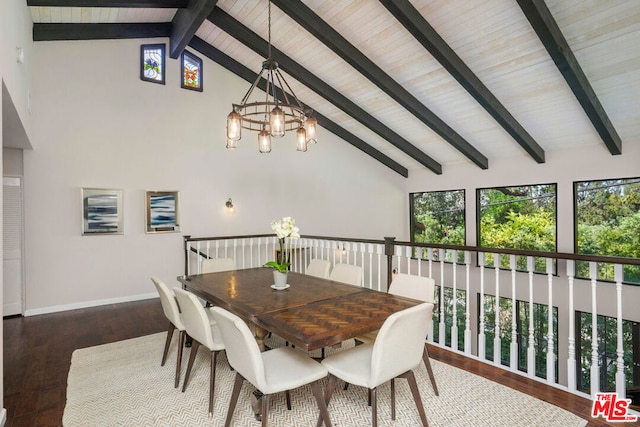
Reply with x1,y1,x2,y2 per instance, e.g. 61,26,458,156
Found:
410,190,465,261
477,184,557,272
575,311,639,394
575,177,640,284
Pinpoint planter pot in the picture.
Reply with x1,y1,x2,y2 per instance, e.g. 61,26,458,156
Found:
273,271,288,289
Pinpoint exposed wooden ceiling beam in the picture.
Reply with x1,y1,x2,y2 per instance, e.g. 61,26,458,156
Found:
517,0,622,155
379,0,545,164
209,7,442,174
32,23,171,41
273,0,488,170
169,0,218,59
188,37,409,177
26,0,187,7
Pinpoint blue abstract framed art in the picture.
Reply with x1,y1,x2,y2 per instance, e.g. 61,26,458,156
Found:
81,188,124,235
145,191,180,233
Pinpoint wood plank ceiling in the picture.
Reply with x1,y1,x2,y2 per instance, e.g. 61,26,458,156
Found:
28,0,639,177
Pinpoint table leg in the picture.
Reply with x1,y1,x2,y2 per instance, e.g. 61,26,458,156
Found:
252,324,269,352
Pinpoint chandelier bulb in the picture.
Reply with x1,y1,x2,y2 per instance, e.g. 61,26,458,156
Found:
258,128,271,153
226,110,242,141
296,127,307,152
305,116,317,144
226,138,238,149
270,106,285,138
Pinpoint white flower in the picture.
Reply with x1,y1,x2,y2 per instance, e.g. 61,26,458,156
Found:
271,216,300,239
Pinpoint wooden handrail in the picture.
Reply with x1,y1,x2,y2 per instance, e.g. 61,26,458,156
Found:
185,233,640,266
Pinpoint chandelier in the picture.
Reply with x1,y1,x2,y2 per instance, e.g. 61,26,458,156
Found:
225,0,317,153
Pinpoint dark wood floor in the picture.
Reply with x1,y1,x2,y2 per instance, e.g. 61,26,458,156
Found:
3,298,635,427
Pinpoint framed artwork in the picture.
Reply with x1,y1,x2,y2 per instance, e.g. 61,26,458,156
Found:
145,191,180,233
181,50,203,92
140,44,166,85
81,188,124,235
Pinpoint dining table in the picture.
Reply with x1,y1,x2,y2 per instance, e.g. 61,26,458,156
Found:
177,267,421,352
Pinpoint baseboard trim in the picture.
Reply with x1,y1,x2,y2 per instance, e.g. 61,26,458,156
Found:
0,408,7,426
24,292,158,317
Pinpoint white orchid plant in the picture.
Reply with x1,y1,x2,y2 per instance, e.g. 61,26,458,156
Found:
264,216,300,273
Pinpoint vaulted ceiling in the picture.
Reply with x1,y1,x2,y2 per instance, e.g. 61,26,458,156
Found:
27,0,639,177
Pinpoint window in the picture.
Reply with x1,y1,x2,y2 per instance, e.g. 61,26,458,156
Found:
477,184,557,272
181,50,203,92
480,294,558,381
575,311,639,393
574,177,640,284
140,44,166,85
410,190,465,262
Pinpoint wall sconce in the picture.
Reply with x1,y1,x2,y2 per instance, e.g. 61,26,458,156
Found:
225,198,234,213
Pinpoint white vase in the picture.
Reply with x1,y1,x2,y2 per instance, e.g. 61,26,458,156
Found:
273,270,288,288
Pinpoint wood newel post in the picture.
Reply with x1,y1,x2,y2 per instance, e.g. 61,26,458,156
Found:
183,235,191,277
384,237,396,288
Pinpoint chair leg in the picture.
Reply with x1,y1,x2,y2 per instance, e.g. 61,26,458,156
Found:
285,390,291,410
175,330,185,388
391,378,396,420
423,344,439,396
316,374,337,427
208,350,219,418
400,370,429,427
224,372,244,427
161,322,175,366
371,386,378,427
182,341,201,392
261,393,270,427
310,380,332,427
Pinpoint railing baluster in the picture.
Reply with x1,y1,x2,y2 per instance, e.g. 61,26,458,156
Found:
510,255,518,371
428,248,433,279
451,250,458,352
589,262,600,396
527,256,536,377
196,241,202,273
546,258,555,384
478,252,486,361
494,254,501,366
241,238,246,269
464,251,471,355
614,264,625,397
360,243,366,288
376,244,383,292
405,246,412,274
567,260,576,392
439,248,445,346
417,246,422,277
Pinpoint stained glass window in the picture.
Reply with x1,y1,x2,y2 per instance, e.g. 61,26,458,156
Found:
140,44,166,85
181,50,203,92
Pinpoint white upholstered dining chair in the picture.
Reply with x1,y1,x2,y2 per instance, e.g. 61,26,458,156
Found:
150,276,186,388
211,306,332,427
306,258,331,279
329,263,362,286
355,273,439,395
173,287,226,418
319,303,433,427
201,257,235,273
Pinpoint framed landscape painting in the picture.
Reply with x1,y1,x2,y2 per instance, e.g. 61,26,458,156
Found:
81,188,124,235
145,191,180,233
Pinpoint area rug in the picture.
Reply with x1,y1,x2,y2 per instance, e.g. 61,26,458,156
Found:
63,333,588,426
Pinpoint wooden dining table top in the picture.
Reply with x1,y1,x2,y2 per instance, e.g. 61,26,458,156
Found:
178,267,421,352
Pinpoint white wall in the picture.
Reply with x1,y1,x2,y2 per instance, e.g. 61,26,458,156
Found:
24,38,406,314
1,0,32,143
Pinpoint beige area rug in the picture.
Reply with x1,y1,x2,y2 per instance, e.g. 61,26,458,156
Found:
64,333,588,427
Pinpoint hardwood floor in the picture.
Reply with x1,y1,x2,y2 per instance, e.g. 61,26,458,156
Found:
2,298,634,426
